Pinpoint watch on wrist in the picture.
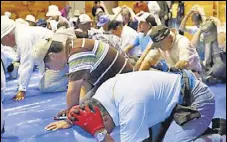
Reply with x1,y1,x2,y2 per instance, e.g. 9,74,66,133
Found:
94,129,108,142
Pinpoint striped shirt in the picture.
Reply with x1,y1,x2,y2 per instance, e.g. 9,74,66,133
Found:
66,38,133,87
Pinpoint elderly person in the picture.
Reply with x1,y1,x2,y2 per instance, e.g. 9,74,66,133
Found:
32,27,133,117
92,15,124,56
1,15,53,101
45,69,215,142
46,5,70,27
136,25,202,78
191,19,226,85
76,14,103,38
179,5,206,35
25,15,36,26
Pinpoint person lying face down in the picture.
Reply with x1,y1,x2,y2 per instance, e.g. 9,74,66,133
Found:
32,27,133,118
45,70,215,142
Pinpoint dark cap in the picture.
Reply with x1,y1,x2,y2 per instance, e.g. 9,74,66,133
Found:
149,25,170,43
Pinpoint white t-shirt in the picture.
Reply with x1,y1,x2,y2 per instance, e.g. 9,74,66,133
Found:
15,24,54,91
184,26,199,35
93,71,181,142
146,32,202,72
148,1,161,17
120,25,141,56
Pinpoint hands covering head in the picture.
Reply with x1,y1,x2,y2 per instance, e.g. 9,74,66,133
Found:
67,102,105,136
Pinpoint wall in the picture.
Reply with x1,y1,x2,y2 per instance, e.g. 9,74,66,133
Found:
68,1,85,17
1,1,68,20
102,1,118,15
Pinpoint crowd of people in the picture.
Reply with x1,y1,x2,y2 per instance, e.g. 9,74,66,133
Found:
1,1,226,141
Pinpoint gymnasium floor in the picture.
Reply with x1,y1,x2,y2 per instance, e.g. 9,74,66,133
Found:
1,70,226,142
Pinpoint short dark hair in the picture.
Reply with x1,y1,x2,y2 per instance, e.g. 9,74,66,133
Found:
44,40,64,63
146,15,157,27
107,20,123,31
95,1,101,4
192,13,202,23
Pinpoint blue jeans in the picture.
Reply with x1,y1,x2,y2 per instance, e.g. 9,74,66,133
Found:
163,80,215,142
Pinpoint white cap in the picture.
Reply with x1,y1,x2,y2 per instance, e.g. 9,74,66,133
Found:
46,5,61,17
32,27,76,73
74,10,80,16
78,14,92,24
25,15,36,23
1,15,15,39
4,11,11,18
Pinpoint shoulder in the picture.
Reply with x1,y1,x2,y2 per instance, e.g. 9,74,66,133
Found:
176,34,190,44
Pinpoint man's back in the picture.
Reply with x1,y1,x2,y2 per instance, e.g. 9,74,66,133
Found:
94,71,181,126
93,70,182,141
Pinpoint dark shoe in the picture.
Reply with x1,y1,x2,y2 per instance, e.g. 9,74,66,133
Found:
205,76,219,85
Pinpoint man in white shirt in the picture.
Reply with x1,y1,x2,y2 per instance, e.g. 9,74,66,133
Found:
136,25,202,78
1,16,54,101
45,70,215,142
46,5,71,28
108,20,140,65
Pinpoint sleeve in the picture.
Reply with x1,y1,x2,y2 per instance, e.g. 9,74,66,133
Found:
132,35,140,47
17,39,34,91
68,52,95,81
119,102,150,142
178,37,191,61
144,48,161,63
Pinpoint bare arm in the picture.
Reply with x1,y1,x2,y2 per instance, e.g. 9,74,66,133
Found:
191,28,202,48
123,44,135,54
134,41,153,71
66,79,84,109
179,9,195,32
175,60,189,69
103,134,115,142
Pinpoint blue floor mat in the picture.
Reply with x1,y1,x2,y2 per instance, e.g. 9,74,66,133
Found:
1,71,226,142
